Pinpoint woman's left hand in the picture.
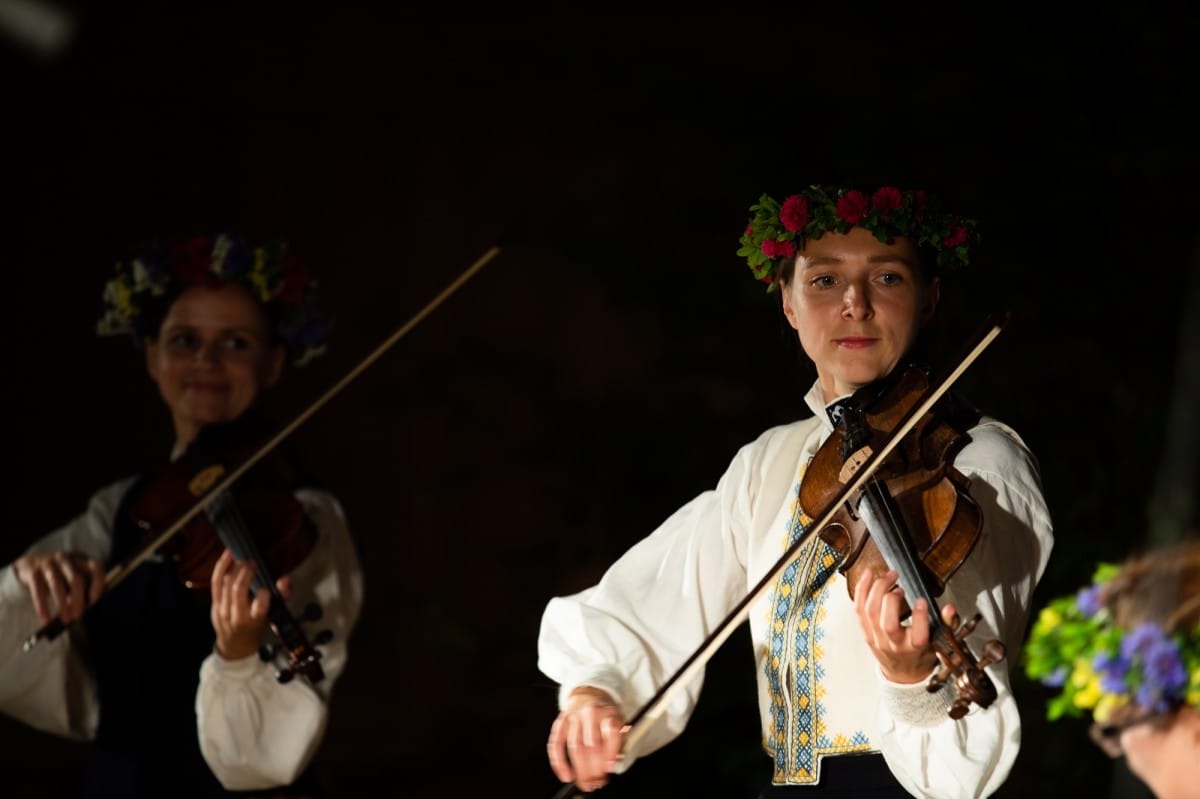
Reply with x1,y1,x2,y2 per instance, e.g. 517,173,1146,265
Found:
853,567,947,684
209,548,291,661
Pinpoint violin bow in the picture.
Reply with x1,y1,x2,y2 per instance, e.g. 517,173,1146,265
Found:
551,311,1009,799
23,246,501,652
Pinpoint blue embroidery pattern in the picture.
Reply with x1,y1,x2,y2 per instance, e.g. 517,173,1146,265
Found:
763,468,869,783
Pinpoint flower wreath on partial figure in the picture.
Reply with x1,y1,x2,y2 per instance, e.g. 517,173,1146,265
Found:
1023,558,1200,731
737,185,979,291
97,232,331,367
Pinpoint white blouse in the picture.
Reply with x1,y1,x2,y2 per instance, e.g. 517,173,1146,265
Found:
538,381,1054,799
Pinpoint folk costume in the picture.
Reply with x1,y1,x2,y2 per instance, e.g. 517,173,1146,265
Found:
538,186,1055,798
0,233,361,798
538,379,1051,798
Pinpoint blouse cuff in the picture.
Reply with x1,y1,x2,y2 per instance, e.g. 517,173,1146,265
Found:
201,650,264,681
0,565,25,602
877,670,957,727
556,667,626,713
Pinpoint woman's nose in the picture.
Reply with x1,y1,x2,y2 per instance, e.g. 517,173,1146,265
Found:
193,341,222,364
841,283,873,319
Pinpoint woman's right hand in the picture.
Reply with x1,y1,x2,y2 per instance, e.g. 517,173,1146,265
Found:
12,552,106,624
546,686,626,793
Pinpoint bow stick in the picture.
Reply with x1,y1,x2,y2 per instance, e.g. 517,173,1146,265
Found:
551,311,1009,799
23,246,501,651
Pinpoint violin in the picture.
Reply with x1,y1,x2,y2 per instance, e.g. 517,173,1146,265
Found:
24,416,333,685
20,246,502,666
128,417,331,684
799,361,1006,717
549,312,1010,799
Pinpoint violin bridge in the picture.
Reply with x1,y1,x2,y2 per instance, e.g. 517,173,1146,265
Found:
838,446,873,484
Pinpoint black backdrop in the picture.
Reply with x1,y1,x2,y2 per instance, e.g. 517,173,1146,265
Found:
2,5,1198,798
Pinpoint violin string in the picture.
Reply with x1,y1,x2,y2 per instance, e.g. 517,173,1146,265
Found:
98,247,503,596
206,491,276,599
22,248,503,654
615,315,1008,754
206,490,325,683
856,482,944,634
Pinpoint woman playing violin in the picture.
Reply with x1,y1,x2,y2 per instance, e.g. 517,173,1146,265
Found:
0,234,364,798
538,185,1055,798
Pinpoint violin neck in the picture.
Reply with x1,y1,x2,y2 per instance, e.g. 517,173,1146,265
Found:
204,491,326,684
205,491,279,596
854,481,944,634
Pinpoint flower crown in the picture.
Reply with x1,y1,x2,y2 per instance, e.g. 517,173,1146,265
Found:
736,185,979,291
1023,562,1200,725
97,233,330,367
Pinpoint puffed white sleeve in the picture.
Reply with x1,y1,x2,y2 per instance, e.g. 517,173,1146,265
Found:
0,478,131,740
195,486,364,791
874,420,1055,799
537,433,771,770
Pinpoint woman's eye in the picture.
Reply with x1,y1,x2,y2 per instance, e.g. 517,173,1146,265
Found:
222,335,252,352
166,332,198,350
809,275,836,288
877,272,904,286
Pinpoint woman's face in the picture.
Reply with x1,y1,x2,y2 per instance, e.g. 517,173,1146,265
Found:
145,283,284,450
779,226,938,403
1120,707,1200,799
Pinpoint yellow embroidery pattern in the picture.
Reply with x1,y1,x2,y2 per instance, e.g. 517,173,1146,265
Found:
763,464,873,783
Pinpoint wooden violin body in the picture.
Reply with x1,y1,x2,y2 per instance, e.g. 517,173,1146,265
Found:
20,247,502,670
801,365,983,603
129,428,317,592
545,316,1013,797
799,363,1006,717
124,418,330,685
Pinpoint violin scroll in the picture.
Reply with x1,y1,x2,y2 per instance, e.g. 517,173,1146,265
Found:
113,417,331,685
928,608,1006,718
800,362,1004,719
257,600,333,684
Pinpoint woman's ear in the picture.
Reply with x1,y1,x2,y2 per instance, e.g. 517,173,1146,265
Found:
920,277,942,326
779,281,800,331
144,338,161,384
265,344,286,388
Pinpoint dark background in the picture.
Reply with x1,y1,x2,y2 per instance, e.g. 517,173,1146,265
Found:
2,4,1198,797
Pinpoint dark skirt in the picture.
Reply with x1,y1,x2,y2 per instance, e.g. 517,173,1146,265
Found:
757,754,912,799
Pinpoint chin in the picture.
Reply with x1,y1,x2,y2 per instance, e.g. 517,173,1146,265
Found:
839,368,891,392
183,407,237,427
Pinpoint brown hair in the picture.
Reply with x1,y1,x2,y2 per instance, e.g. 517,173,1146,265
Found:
1103,538,1200,633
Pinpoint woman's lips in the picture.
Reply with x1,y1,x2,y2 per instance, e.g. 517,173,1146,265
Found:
185,382,230,393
